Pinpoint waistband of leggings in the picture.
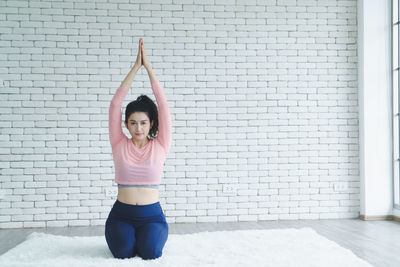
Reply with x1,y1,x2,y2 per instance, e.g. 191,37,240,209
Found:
112,199,163,217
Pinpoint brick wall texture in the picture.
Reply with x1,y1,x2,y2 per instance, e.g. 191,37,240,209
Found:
0,0,358,228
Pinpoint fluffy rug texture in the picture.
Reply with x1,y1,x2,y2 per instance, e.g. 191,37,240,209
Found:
0,227,372,267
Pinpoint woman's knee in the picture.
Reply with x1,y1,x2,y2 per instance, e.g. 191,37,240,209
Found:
139,246,163,260
110,245,136,259
105,218,136,259
136,222,168,260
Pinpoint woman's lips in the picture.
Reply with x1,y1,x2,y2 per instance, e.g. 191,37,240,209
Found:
136,133,143,135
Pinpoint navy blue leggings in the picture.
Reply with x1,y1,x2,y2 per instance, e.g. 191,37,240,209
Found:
105,200,168,260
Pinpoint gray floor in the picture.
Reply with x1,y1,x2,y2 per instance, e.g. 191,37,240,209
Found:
0,219,399,267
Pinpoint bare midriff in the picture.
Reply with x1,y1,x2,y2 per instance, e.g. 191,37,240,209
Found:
117,187,159,205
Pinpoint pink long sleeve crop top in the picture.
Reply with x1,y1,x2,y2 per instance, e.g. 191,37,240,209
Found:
108,80,172,185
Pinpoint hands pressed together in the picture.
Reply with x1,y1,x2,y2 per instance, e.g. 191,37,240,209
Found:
134,38,151,70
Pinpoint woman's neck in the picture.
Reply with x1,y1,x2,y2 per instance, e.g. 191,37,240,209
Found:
132,138,150,148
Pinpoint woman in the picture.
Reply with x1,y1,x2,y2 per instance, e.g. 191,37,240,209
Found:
105,38,171,260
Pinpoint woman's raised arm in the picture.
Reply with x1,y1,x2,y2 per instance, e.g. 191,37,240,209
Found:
149,73,172,155
141,39,172,154
109,38,143,147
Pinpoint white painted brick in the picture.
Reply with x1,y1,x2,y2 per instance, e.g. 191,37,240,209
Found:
23,194,45,201
69,206,89,213
0,208,22,215
79,213,99,220
331,194,351,200
279,214,300,220
237,202,255,209
258,214,279,221
91,219,106,226
325,203,346,212
217,216,237,222
69,220,90,226
46,207,67,214
0,216,11,222
46,194,68,200
57,213,78,220
12,215,33,221
11,202,33,208
320,213,340,219
58,200,80,207
270,208,290,214
0,222,23,228
239,215,258,221
2,182,23,188
290,206,311,214
197,202,217,210
188,197,208,203
175,203,196,210
166,198,187,204
175,216,197,223
311,207,330,213
47,220,68,227
35,201,57,208
13,188,35,195
81,200,102,206
34,214,56,221
228,209,248,215
208,209,227,216
24,221,46,228
187,209,206,216
165,210,185,217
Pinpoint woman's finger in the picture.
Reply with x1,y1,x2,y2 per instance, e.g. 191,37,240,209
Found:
141,40,143,65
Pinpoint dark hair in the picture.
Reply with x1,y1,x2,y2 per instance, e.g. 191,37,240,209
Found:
125,94,159,139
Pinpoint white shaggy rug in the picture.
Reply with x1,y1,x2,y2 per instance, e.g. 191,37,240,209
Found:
0,227,373,267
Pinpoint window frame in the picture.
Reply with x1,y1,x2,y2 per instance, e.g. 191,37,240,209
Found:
392,0,400,209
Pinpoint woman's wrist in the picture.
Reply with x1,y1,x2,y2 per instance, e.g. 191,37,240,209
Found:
132,64,141,71
145,66,156,84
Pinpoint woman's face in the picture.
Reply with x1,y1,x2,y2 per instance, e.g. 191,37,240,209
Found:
124,112,153,140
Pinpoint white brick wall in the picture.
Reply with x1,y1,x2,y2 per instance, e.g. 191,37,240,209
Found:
0,0,358,228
